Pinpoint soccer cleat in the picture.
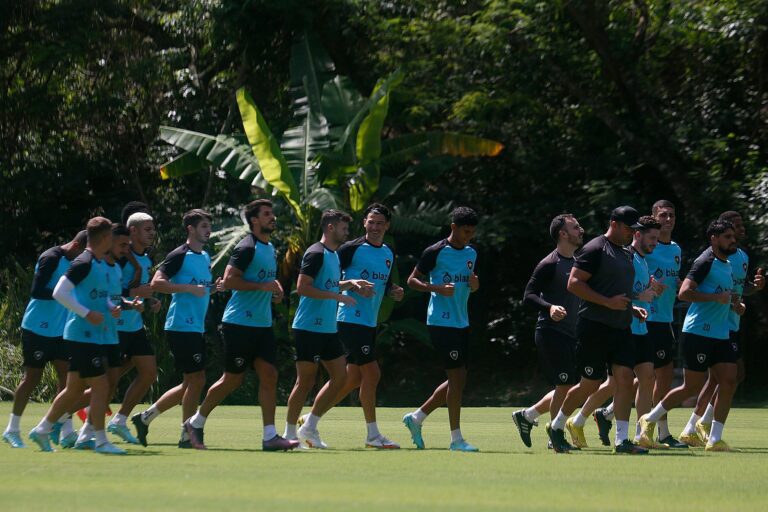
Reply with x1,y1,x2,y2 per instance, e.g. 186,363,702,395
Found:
297,424,327,449
695,420,711,443
3,431,26,448
131,413,149,447
183,420,206,450
449,439,479,452
95,441,127,455
679,431,706,448
565,418,588,448
704,440,739,453
60,432,78,449
637,414,657,448
28,430,55,452
49,421,63,445
545,423,570,454
262,434,300,452
74,438,95,450
178,439,193,449
107,423,140,445
366,434,400,449
613,439,649,455
659,435,688,449
593,408,613,446
402,413,425,450
511,410,536,448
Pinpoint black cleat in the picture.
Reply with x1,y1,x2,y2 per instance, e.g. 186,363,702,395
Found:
593,408,613,446
659,435,689,449
613,439,649,455
561,438,580,451
178,439,193,449
131,413,149,447
183,420,206,450
545,423,570,453
512,410,537,448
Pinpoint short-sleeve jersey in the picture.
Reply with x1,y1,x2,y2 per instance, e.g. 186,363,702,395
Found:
62,250,112,344
573,235,634,329
102,260,123,345
727,248,749,332
682,247,733,340
222,234,277,328
645,241,682,323
416,239,477,328
292,242,341,333
630,249,651,336
159,244,213,334
117,249,153,333
522,249,579,338
21,246,72,337
336,237,394,328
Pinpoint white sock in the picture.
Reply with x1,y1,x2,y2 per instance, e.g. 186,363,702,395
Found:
189,412,206,429
604,403,615,421
615,420,629,444
646,403,667,422
6,414,21,433
682,412,701,435
34,418,54,435
551,411,568,431
634,421,642,442
658,419,671,439
412,408,428,424
709,420,724,444
523,407,541,423
701,403,715,424
366,422,380,439
284,424,297,439
572,411,588,427
263,424,277,441
450,428,463,443
56,413,69,424
94,430,109,447
141,404,160,425
61,416,74,438
111,413,127,426
77,422,94,443
305,413,320,430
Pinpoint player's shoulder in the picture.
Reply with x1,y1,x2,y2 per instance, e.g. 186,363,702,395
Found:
235,233,257,250
39,245,65,261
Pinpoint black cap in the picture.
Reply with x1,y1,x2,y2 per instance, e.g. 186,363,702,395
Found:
610,205,643,229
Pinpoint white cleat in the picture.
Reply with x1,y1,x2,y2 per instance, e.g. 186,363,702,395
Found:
366,434,400,449
297,424,327,449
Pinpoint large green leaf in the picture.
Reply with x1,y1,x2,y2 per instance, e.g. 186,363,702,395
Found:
305,187,341,211
380,132,504,166
236,88,304,220
159,151,207,180
289,32,335,113
322,75,365,132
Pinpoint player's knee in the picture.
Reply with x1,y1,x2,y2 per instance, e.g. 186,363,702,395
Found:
185,371,206,389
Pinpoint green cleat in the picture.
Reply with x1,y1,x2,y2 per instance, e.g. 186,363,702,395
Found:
60,432,78,449
449,439,479,452
3,431,26,448
49,421,63,445
28,430,55,452
402,413,425,449
108,423,140,445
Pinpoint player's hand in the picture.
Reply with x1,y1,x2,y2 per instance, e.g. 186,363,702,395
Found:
638,287,656,303
85,310,104,325
435,283,455,297
604,294,631,310
731,300,746,316
632,306,648,322
649,277,667,295
339,294,357,306
469,273,479,292
713,291,731,305
130,296,145,313
388,284,405,302
353,280,375,298
549,305,567,322
270,280,284,303
109,304,122,318
213,277,225,294
754,268,765,290
189,284,207,297
131,283,154,299
148,297,162,313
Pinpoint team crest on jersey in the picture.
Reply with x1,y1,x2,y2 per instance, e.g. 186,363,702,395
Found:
360,269,370,280
235,357,245,367
89,288,98,300
467,261,473,270
385,259,391,268
696,353,706,364
193,353,202,363
442,272,452,284
656,350,666,360
449,350,459,360
361,345,371,355
34,351,44,360
558,372,568,382
584,366,594,376
91,357,102,368
715,285,722,293
258,269,266,279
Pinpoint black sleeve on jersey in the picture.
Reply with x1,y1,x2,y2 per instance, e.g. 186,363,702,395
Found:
65,252,93,286
574,238,602,275
384,247,395,293
228,236,256,272
29,249,63,300
686,251,715,285
299,246,324,279
416,241,443,275
338,238,364,270
522,254,557,313
158,245,188,279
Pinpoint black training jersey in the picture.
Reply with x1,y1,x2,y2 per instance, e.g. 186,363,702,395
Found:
523,249,579,337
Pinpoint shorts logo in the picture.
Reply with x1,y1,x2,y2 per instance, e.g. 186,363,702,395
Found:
558,372,568,382
449,350,459,361
731,343,738,352
674,255,680,265
234,357,245,367
656,350,666,360
33,350,44,360
361,345,371,355
313,355,321,363
697,353,706,364
743,263,748,272
584,366,594,376
466,261,474,270
91,357,102,368
193,353,202,363
385,259,391,269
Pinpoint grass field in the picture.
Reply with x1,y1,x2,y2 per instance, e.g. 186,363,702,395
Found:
1,404,767,511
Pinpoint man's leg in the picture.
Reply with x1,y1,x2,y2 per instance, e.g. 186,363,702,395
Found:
29,372,87,451
632,362,656,443
706,362,738,450
117,355,157,419
298,356,347,448
285,361,319,438
640,368,707,445
131,383,183,446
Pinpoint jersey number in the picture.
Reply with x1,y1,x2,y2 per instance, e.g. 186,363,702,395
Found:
441,312,450,319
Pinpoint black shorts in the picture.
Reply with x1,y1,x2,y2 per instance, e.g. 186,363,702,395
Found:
293,329,345,363
167,331,206,374
681,332,738,372
221,322,277,372
118,328,154,358
730,330,743,359
647,322,676,368
21,329,68,368
339,322,377,366
633,334,655,366
428,326,470,370
67,341,107,379
103,344,123,368
535,328,578,386
576,317,634,381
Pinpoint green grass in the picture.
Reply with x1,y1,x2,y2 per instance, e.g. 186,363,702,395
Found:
1,404,767,511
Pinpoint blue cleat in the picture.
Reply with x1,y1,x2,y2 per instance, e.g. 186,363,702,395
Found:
60,432,78,449
49,421,63,445
28,430,55,452
95,441,127,455
3,431,26,448
107,423,140,445
449,439,479,452
74,438,95,450
402,413,425,449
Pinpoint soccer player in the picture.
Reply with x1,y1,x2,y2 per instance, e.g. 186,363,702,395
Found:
548,206,648,454
184,200,298,451
307,203,405,449
28,217,125,454
681,210,764,445
133,209,221,448
402,207,481,452
513,214,583,450
2,230,87,448
283,209,364,449
639,220,740,451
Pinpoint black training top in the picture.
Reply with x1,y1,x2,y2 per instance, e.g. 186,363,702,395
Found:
523,249,579,338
